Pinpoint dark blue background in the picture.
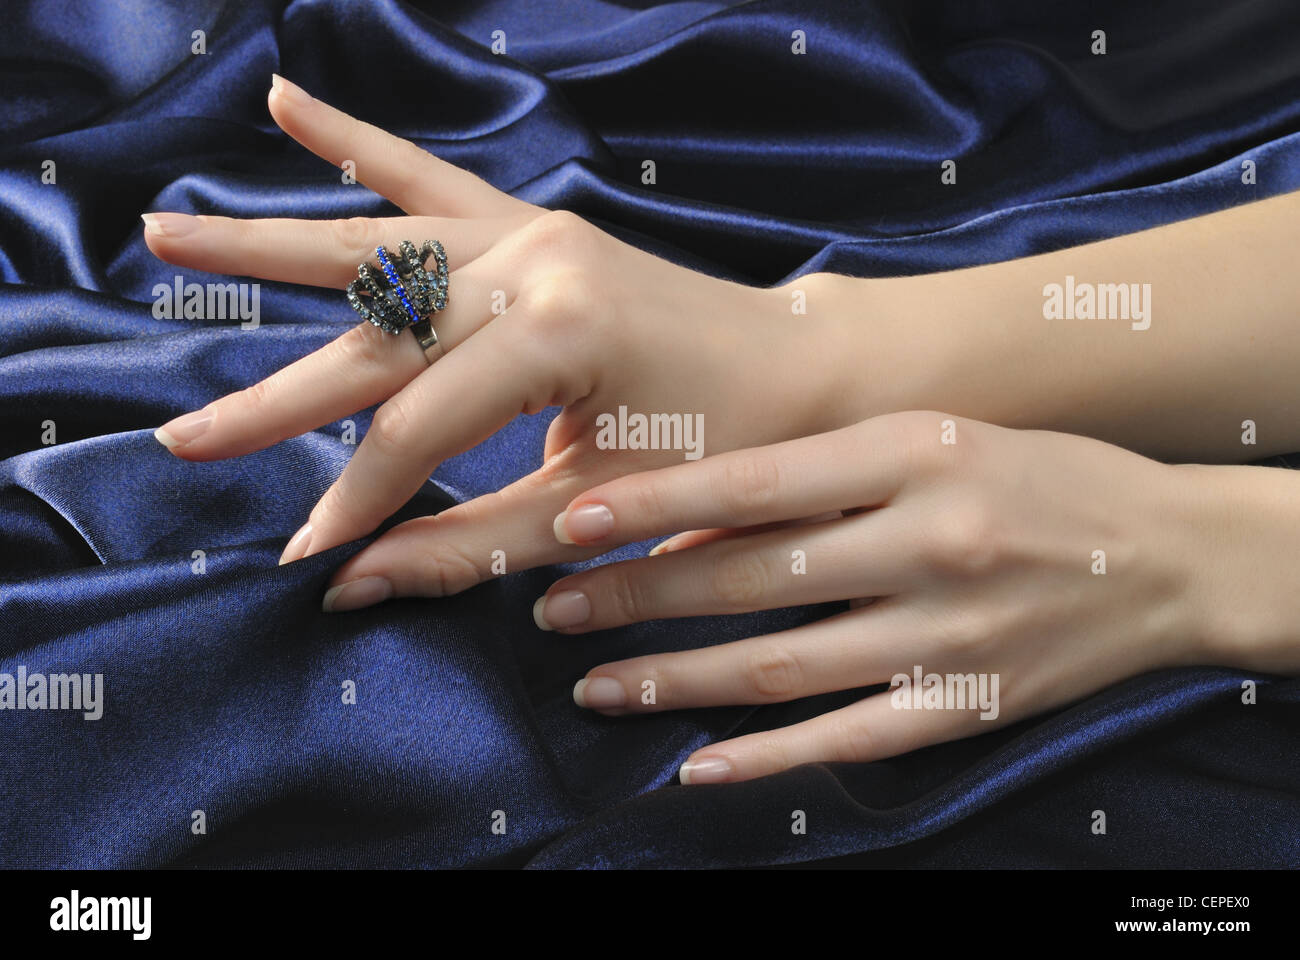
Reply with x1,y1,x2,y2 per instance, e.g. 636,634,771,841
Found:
1,0,1297,867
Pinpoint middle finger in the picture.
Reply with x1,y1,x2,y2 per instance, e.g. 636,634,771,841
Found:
533,511,918,633
142,212,525,288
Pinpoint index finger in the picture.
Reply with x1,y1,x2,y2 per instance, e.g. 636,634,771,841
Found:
268,74,534,220
551,418,913,548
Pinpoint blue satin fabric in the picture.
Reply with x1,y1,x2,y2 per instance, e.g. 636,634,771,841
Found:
1,0,1298,868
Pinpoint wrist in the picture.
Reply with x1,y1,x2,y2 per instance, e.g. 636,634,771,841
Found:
788,271,956,429
1170,463,1300,674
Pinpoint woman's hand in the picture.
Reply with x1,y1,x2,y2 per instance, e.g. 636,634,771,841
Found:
544,411,1300,784
144,76,1300,615
144,76,886,601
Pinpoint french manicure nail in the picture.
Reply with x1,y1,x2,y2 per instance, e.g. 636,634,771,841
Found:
573,677,626,709
322,576,393,613
141,212,201,239
679,757,733,785
533,589,590,630
554,503,614,544
532,597,551,630
154,408,214,449
270,73,312,106
279,523,313,566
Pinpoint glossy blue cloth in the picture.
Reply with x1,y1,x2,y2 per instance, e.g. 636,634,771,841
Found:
1,0,1298,868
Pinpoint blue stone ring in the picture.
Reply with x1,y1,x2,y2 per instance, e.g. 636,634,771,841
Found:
346,240,448,360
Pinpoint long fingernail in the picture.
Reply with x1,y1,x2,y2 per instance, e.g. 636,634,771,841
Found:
648,537,677,557
553,503,614,544
322,575,392,613
532,589,590,630
679,757,733,785
279,523,313,565
154,408,214,449
270,73,312,107
573,677,626,709
141,212,201,238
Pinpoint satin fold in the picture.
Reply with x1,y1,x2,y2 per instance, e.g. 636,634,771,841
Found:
1,0,1297,867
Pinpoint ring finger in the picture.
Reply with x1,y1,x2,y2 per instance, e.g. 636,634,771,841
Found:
572,600,920,715
153,225,523,460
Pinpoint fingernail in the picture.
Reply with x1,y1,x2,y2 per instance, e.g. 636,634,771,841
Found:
679,757,733,785
279,523,313,565
554,503,614,545
648,538,676,557
532,589,590,631
270,73,312,107
154,408,214,449
573,677,626,709
322,575,393,613
141,212,201,238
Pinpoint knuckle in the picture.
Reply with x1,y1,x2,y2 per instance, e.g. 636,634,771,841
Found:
922,501,1000,577
709,548,770,609
606,565,654,624
367,400,417,456
714,454,782,521
419,539,487,597
826,714,878,763
520,270,600,337
378,136,432,195
331,216,378,259
240,374,278,413
743,646,803,701
332,321,392,372
392,135,429,168
894,411,950,475
622,476,672,530
751,736,796,776
518,209,589,256
313,481,372,535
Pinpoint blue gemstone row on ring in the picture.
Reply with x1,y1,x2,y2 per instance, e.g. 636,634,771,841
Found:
375,245,420,327
346,239,449,335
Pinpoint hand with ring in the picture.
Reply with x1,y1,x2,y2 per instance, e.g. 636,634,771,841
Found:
144,75,875,606
144,77,1300,784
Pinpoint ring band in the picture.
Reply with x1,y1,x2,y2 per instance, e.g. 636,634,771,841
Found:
410,316,443,360
346,239,448,362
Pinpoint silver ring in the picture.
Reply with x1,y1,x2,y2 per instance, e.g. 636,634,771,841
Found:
410,316,444,362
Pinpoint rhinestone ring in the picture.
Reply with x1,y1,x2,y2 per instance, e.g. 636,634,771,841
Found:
346,240,448,361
